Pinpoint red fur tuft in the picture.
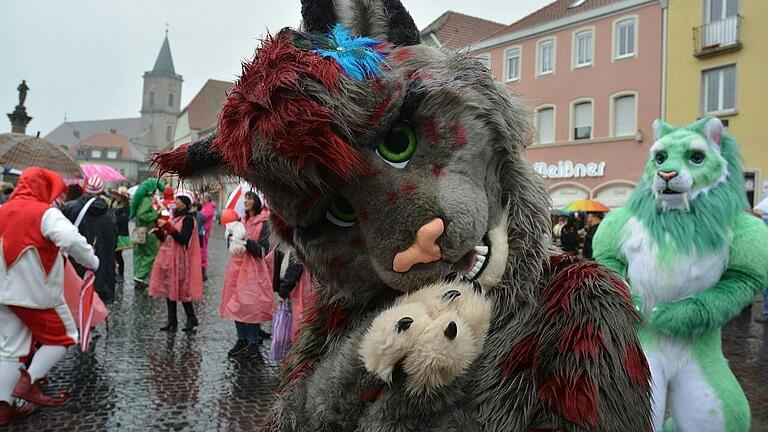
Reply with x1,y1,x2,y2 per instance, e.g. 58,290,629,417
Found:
501,333,539,379
296,196,313,216
611,277,632,303
624,342,651,391
451,123,468,147
400,183,418,197
391,48,413,62
367,94,393,126
431,165,445,177
558,322,605,363
153,143,194,177
386,191,400,204
543,262,604,314
538,372,599,429
358,209,370,223
423,117,441,142
216,33,369,180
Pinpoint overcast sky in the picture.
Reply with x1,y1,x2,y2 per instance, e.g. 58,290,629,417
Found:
0,0,550,135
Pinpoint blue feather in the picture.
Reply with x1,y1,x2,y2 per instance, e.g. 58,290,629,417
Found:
313,24,386,80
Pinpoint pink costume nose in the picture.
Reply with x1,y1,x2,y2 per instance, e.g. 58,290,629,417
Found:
657,170,678,181
392,218,444,273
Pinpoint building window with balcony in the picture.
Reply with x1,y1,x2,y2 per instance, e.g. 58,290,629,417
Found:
536,106,555,144
107,150,118,160
571,100,593,140
614,18,636,60
696,0,741,56
537,38,555,76
573,29,593,68
91,150,102,159
611,93,637,137
476,54,491,71
504,47,521,82
702,64,736,114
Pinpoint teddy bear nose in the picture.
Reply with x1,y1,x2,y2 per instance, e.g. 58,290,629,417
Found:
444,321,457,340
392,218,444,273
657,170,678,181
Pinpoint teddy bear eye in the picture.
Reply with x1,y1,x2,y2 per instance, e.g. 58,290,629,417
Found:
689,151,706,165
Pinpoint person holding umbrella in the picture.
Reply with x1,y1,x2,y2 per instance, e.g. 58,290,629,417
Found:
0,168,99,425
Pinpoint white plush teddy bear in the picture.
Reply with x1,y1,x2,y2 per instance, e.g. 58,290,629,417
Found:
359,278,492,395
224,221,246,255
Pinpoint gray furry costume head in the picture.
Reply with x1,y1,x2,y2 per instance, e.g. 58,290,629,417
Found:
156,1,652,430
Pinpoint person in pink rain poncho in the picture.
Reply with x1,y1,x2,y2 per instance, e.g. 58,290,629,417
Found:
148,189,203,333
199,193,216,281
220,191,274,359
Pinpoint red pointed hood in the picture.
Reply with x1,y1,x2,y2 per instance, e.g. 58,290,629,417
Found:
1,167,68,276
9,167,67,204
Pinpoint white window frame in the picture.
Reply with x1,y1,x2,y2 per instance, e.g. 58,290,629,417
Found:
701,63,737,116
609,91,639,137
91,150,102,159
503,46,522,82
571,27,594,69
534,104,557,145
476,53,491,71
536,37,556,77
704,0,740,24
107,150,119,160
569,98,595,141
613,16,638,61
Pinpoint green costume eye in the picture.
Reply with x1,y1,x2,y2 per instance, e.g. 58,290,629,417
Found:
689,151,706,165
326,196,357,227
655,152,667,165
376,121,417,168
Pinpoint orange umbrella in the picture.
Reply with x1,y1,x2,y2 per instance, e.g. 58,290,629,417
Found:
563,199,610,212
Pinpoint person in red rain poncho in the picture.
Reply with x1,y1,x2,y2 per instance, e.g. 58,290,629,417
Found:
0,168,99,425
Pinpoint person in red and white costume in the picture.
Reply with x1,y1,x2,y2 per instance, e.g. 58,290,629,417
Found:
0,167,99,425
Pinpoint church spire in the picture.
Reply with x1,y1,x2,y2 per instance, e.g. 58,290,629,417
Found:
152,30,175,74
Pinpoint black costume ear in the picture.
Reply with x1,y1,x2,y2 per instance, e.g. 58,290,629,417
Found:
301,0,420,46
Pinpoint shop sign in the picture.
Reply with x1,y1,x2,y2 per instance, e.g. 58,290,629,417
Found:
532,160,606,179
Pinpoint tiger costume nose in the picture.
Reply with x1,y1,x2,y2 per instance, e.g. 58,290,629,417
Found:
658,170,678,181
392,218,444,273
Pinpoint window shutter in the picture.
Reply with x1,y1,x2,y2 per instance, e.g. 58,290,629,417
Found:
538,108,554,144
614,95,636,136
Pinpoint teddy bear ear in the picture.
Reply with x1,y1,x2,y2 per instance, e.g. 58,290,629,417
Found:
396,317,414,332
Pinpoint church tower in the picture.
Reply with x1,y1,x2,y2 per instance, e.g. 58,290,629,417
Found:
139,31,183,153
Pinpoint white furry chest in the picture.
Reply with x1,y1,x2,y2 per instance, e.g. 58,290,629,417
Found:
621,217,729,311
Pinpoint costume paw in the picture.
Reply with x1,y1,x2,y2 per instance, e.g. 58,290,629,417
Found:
359,279,492,395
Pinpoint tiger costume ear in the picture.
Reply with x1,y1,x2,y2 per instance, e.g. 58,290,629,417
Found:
301,0,420,46
652,119,675,142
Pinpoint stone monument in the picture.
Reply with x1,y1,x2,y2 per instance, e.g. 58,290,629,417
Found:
7,80,32,134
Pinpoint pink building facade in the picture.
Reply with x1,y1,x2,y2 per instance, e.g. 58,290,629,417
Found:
471,0,663,209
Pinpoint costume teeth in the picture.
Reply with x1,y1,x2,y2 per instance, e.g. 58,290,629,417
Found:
474,246,489,256
476,255,487,265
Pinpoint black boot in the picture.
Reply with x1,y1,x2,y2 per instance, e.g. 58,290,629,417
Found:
160,300,178,332
182,302,198,332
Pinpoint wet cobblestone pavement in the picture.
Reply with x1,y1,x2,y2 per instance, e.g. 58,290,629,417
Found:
5,225,768,431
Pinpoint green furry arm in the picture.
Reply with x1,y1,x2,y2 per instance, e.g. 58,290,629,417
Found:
592,208,631,277
136,197,159,227
650,212,768,338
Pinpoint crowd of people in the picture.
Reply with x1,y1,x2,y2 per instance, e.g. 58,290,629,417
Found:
0,168,313,425
551,212,603,259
